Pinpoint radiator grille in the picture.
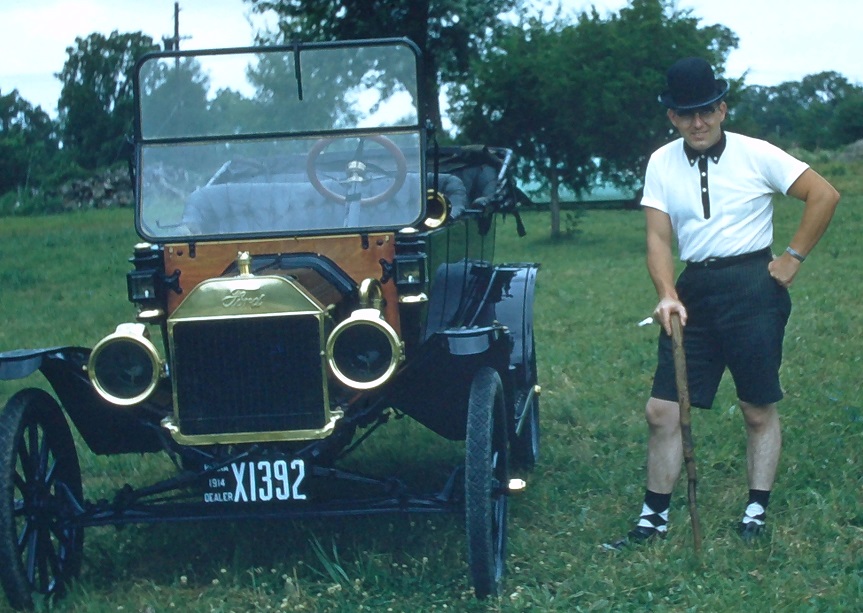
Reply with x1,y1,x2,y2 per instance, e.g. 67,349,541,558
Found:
172,314,327,435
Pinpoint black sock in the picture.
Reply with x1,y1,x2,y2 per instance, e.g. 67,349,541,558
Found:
645,490,672,513
748,489,770,509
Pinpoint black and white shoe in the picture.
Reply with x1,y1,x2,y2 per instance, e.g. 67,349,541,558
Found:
739,502,767,543
603,514,668,551
604,524,667,551
738,520,766,542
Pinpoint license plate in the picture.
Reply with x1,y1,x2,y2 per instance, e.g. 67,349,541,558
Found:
203,459,307,504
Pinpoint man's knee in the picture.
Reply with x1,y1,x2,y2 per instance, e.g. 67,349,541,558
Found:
739,401,779,430
645,397,679,430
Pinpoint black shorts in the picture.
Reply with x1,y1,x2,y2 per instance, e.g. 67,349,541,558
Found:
651,249,792,409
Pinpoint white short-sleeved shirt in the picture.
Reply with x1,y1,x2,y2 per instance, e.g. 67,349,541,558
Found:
641,131,809,262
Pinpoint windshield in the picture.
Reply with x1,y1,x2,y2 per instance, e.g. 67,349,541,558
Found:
134,40,424,241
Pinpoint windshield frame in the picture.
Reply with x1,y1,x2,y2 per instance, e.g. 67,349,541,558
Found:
132,38,426,243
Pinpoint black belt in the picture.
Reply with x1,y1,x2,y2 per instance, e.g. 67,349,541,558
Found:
686,247,772,269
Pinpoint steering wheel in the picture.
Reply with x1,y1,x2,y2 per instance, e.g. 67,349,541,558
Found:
306,135,408,206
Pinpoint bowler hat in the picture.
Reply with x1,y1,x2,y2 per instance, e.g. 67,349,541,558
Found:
659,57,729,110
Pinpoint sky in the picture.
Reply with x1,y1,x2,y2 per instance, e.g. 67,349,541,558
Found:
1,0,861,117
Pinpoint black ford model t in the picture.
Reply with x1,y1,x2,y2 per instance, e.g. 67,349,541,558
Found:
0,38,540,608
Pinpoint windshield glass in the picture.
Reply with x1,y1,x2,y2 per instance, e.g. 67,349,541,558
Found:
135,40,423,241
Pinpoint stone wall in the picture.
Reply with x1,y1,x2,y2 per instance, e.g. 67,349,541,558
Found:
59,166,134,210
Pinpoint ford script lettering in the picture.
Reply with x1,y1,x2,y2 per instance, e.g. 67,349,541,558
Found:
222,289,266,308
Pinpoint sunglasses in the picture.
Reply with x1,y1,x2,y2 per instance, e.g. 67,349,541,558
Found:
674,103,722,122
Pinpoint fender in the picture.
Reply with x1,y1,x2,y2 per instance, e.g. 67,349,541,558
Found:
0,347,78,381
493,263,540,383
388,325,512,440
0,346,165,455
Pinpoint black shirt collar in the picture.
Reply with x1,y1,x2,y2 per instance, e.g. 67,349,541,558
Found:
684,131,726,166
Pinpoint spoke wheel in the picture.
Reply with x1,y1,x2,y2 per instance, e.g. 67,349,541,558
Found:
465,367,509,600
0,388,83,610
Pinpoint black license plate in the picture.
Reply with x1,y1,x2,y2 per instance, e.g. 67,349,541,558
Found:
203,459,307,503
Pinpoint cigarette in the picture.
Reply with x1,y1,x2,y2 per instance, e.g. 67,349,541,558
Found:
637,316,655,327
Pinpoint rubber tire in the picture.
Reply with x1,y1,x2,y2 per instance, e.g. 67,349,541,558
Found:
465,367,508,600
0,388,83,610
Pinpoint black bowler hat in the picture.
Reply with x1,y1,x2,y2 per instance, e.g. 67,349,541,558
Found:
659,57,729,110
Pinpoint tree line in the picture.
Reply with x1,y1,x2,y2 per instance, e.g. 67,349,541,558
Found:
0,32,159,214
2,0,861,232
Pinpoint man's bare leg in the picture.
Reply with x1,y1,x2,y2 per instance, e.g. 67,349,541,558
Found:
738,401,781,539
646,397,684,494
608,397,683,548
740,401,781,489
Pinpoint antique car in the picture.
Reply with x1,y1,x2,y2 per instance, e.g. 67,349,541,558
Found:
0,38,540,609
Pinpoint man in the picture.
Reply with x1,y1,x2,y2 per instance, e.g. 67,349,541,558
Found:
613,57,840,548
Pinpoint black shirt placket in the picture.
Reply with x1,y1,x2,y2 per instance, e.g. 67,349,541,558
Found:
698,155,710,219
684,132,726,220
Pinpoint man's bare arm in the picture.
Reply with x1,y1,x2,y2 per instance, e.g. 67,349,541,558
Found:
769,168,840,287
645,207,686,333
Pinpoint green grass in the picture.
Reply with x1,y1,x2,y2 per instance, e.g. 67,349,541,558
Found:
0,164,861,611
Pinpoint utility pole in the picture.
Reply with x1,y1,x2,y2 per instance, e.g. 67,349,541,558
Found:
162,2,190,52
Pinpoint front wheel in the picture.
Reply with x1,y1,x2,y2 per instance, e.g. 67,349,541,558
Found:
0,388,83,610
465,367,509,599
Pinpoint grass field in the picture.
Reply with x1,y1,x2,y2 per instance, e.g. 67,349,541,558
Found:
0,162,861,612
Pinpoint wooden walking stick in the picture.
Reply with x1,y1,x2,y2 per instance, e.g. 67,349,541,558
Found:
670,312,703,554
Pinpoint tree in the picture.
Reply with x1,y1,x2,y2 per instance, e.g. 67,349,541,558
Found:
244,0,522,131
57,31,160,170
0,89,59,196
828,89,863,147
731,72,863,150
453,19,584,237
137,57,211,139
452,0,737,237
795,71,858,149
